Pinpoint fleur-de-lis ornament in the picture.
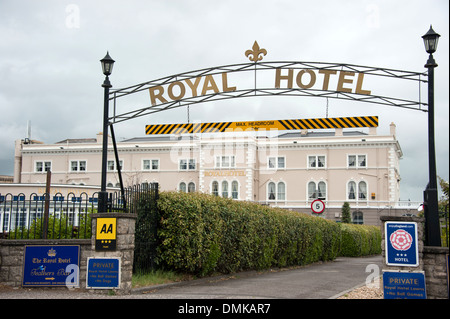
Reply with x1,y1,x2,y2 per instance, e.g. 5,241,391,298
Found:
245,41,267,62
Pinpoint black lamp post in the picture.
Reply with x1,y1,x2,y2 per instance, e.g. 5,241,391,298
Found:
99,52,115,213
422,26,441,246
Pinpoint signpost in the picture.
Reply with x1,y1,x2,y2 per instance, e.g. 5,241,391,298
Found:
311,199,325,214
385,221,419,267
383,221,426,299
86,257,120,289
383,271,426,299
95,217,117,251
22,245,80,287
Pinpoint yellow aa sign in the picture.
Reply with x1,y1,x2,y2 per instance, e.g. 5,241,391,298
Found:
96,218,117,251
96,218,116,239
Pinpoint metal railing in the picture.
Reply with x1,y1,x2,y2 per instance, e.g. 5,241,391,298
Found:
0,184,159,239
0,192,95,239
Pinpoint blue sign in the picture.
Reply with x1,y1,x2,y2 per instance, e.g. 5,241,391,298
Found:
383,271,426,299
86,257,120,289
385,221,419,267
22,245,80,287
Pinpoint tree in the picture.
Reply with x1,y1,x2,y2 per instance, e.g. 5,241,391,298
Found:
438,176,449,210
341,202,351,223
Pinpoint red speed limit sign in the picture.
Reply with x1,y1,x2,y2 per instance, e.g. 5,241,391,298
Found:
311,199,325,214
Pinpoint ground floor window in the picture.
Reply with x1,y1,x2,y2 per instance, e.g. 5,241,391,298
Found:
352,211,364,224
211,180,239,199
308,181,326,200
212,181,219,196
179,182,196,193
268,181,286,201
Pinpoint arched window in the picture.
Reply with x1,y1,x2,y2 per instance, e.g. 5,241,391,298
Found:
308,181,316,200
308,181,327,201
222,181,228,198
212,181,219,196
231,181,239,199
347,180,368,201
188,182,195,193
179,182,186,193
277,182,285,200
268,182,276,200
358,181,367,200
348,181,356,200
318,181,326,200
268,182,286,201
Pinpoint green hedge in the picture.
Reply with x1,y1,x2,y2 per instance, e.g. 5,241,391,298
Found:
339,223,382,257
156,191,382,276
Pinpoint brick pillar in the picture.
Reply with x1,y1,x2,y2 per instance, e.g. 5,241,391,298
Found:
380,215,449,299
91,213,137,295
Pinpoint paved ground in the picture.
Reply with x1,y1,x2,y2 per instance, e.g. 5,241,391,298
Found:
0,255,382,299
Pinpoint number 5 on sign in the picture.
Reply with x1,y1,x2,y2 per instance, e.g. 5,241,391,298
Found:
311,199,325,214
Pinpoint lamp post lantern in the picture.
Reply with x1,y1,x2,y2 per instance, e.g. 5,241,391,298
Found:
422,26,441,246
99,52,115,213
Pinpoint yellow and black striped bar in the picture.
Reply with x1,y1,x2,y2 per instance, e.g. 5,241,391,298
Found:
145,116,378,135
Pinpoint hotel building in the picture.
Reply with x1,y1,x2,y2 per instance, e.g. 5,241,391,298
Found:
3,122,421,228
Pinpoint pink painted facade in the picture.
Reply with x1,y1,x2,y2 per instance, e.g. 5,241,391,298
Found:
3,123,421,226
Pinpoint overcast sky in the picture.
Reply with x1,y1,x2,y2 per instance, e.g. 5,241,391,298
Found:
0,0,448,201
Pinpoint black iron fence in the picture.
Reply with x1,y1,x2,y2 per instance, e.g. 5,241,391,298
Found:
0,183,159,240
132,183,160,274
0,192,95,239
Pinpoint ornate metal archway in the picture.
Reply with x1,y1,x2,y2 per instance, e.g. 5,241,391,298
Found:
108,42,428,124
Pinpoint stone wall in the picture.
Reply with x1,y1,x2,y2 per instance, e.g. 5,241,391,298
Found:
90,213,136,294
380,216,449,299
423,246,449,299
0,239,91,287
0,213,136,295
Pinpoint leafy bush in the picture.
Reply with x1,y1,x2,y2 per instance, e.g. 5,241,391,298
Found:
156,192,345,276
339,223,381,257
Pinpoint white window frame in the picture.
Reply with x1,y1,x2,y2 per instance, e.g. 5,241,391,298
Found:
211,181,219,196
70,160,87,172
35,161,52,173
267,156,286,169
307,180,327,201
347,180,368,201
179,158,196,171
215,156,236,169
143,159,160,171
107,160,123,171
231,180,239,200
347,154,367,168
277,181,286,200
308,155,326,169
267,181,287,201
210,180,239,199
